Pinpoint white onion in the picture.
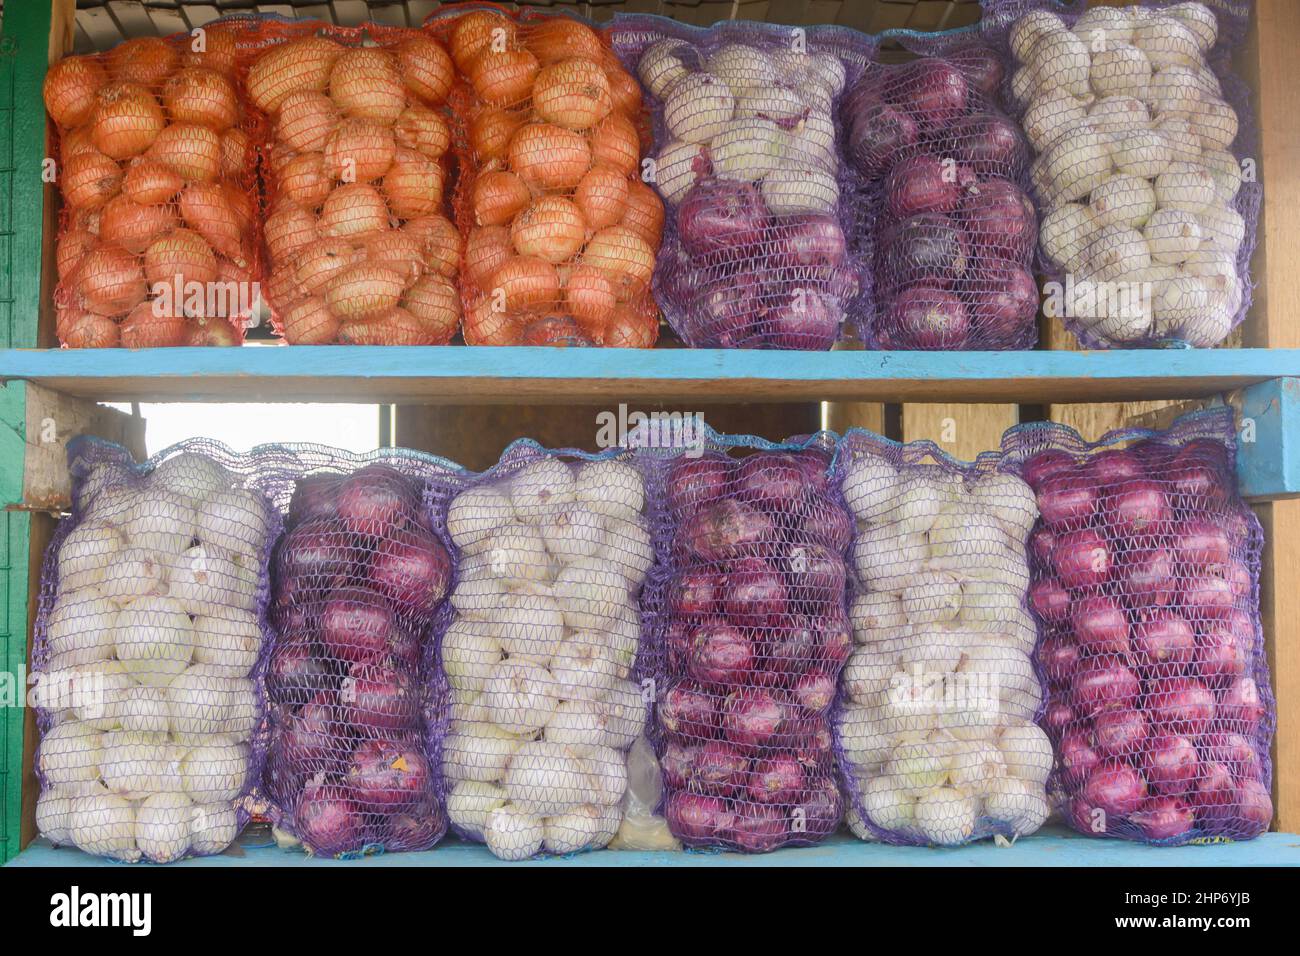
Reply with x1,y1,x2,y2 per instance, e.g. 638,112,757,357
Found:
1089,173,1157,229
843,649,900,706
967,474,1038,537
841,457,901,521
101,730,182,798
494,592,565,661
705,44,777,93
1010,67,1036,108
541,504,607,563
191,610,260,677
1044,125,1112,204
483,659,558,734
998,720,1054,786
181,741,248,803
761,163,838,216
169,545,255,618
913,787,979,846
447,780,508,838
99,547,168,607
849,591,908,643
114,596,195,687
441,618,503,692
601,515,653,584
1040,203,1100,272
983,777,1049,837
1029,30,1090,98
46,592,117,670
1198,204,1246,253
1199,148,1242,202
861,774,917,832
36,788,76,845
543,804,612,855
149,452,232,501
484,805,543,861
1144,208,1203,263
1086,224,1151,281
638,39,694,99
899,571,962,626
1089,42,1151,98
1147,65,1207,118
449,574,519,619
136,791,193,863
790,111,837,172
1152,273,1215,336
664,72,734,144
122,491,197,555
503,740,591,816
1088,95,1151,139
1167,2,1218,52
1112,129,1172,178
598,679,646,751
573,459,644,519
734,84,805,123
190,801,238,854
1073,5,1137,46
654,139,710,207
709,117,787,183
581,744,630,806
444,721,519,784
509,458,575,522
1133,16,1201,70
471,522,551,584
57,522,124,592
195,488,269,560
1192,97,1238,150
1011,11,1068,63
39,720,103,786
165,663,236,739
1156,116,1202,161
552,558,631,630
69,791,139,861
447,485,512,553
543,698,608,750
946,738,1006,796
1023,90,1086,152
549,635,620,700
854,528,928,593
118,685,170,734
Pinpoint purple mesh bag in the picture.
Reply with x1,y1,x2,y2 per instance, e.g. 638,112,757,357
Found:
440,440,663,859
610,16,872,350
831,430,1049,845
31,438,281,863
1002,407,1274,843
841,31,1038,350
638,428,849,852
254,445,463,857
981,1,1259,348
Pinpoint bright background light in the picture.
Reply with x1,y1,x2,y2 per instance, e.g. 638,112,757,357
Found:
105,403,384,456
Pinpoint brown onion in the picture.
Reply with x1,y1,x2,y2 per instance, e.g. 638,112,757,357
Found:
275,91,339,153
44,56,106,128
265,202,320,263
338,307,437,346
464,226,513,290
282,296,340,345
62,149,122,210
606,305,658,348
576,163,630,230
566,265,616,334
280,152,332,209
471,170,530,227
494,256,560,311
181,25,239,77
509,122,591,190
471,49,540,107
248,37,343,114
382,149,444,220
107,38,178,88
121,300,188,347
394,106,450,159
450,11,517,74
589,112,639,177
123,159,181,204
533,58,613,130
525,19,605,66
58,309,120,348
318,183,390,240
57,228,98,279
583,225,654,301
324,119,396,183
179,181,244,262
219,128,251,180
325,264,404,320
511,196,586,263
146,123,221,182
163,68,238,131
402,215,461,279
91,83,165,159
100,195,177,255
77,243,147,315
295,239,358,295
144,228,218,289
621,178,665,248
329,49,405,125
362,231,423,288
469,107,524,161
402,274,460,342
395,36,454,106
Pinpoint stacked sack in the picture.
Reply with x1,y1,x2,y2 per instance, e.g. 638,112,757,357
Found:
262,456,457,854
833,433,1051,844
33,441,277,861
246,21,461,345
1009,409,1274,843
649,437,850,851
612,17,865,349
441,444,660,859
44,25,260,347
992,1,1257,347
840,35,1039,349
437,8,663,347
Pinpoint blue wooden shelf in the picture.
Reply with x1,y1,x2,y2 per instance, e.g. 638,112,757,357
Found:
3,347,1300,405
6,828,1299,868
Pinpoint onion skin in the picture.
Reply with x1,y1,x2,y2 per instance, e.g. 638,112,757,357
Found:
45,56,107,128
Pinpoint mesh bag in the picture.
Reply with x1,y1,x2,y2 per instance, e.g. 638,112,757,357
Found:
610,16,869,350
440,440,662,858
43,24,262,347
983,1,1259,348
832,431,1048,845
242,18,460,345
256,446,463,855
641,430,849,851
1002,407,1274,843
430,6,662,348
31,439,280,862
840,31,1037,350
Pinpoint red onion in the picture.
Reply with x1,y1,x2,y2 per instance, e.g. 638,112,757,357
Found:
1118,548,1175,607
289,474,340,523
1195,611,1250,683
947,44,1004,97
1060,728,1100,785
341,661,417,733
845,96,918,177
1029,525,1057,564
1072,594,1130,654
660,680,716,738
1190,760,1234,821
670,570,722,618
889,58,968,129
683,498,774,561
677,178,767,256
687,621,754,685
1038,474,1097,529
815,614,853,668
1053,527,1110,589
282,691,342,769
949,114,1025,174
295,784,363,855
885,154,961,218
1179,574,1236,620
1133,611,1195,672
878,215,970,291
959,178,1036,259
1143,733,1200,796
320,587,394,663
690,273,760,349
1218,677,1265,731
783,543,845,608
1072,656,1139,713
764,288,841,351
1022,450,1077,492
660,740,697,789
692,739,749,796
1044,699,1075,738
794,779,843,840
1198,732,1259,779
723,687,784,750
371,524,450,616
278,518,356,585
730,802,788,853
1233,778,1273,835
1039,633,1080,684
1132,796,1195,841
337,465,418,537
1088,449,1144,487
1147,677,1215,736
963,263,1037,345
887,283,970,349
723,557,789,628
736,453,805,507
666,791,734,843
346,737,429,813
748,755,805,804
798,497,853,552
1030,577,1071,623
1105,480,1170,535
667,457,731,518
791,669,836,713
774,215,847,268
1083,759,1148,817
268,634,330,703
1174,518,1232,570
1092,707,1147,758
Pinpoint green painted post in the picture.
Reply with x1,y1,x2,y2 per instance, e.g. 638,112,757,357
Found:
0,0,55,861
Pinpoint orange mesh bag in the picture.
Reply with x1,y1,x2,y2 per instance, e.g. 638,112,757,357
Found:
430,5,662,347
244,20,459,346
44,25,262,348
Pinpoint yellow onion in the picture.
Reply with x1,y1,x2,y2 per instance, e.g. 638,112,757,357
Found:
318,183,390,240
495,256,561,311
620,178,665,249
362,230,423,288
266,262,304,310
463,294,521,346
471,49,540,107
279,152,331,209
121,300,189,348
565,265,616,336
464,226,513,290
44,56,107,128
181,25,239,77
223,181,255,235
60,127,99,166
162,68,238,131
589,112,639,177
451,11,517,74
123,159,181,204
146,123,221,182
605,59,642,117
394,106,450,160
576,163,630,230
275,91,339,153
248,37,343,114
606,305,658,348
264,202,319,264
144,228,218,289
329,48,405,125
402,215,461,279
533,58,613,131
511,196,586,263
100,195,178,255
179,181,245,262
525,19,606,65
91,83,165,160
324,119,396,183
62,149,122,210
395,36,454,106
219,128,251,180
582,225,654,301
77,243,147,315
382,149,444,220
402,274,460,342
107,38,178,88
509,123,591,190
325,264,405,320
472,170,530,228
281,296,340,344
58,228,98,280
339,307,438,346
469,107,525,161
58,308,120,348
295,239,357,295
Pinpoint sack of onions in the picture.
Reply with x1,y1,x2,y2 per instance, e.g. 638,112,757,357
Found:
833,430,1050,845
44,26,261,347
442,441,665,858
245,21,460,345
432,8,661,347
31,438,279,862
643,431,850,851
260,452,459,855
838,33,1037,350
1005,407,1274,843
609,17,865,349
989,1,1257,348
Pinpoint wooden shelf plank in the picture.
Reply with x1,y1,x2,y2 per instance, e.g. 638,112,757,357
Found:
7,828,1299,868
4,347,1300,405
